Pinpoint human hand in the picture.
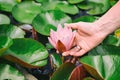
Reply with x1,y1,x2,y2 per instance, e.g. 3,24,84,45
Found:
62,22,108,57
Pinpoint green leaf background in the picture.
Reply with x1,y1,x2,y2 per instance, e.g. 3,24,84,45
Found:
0,0,119,80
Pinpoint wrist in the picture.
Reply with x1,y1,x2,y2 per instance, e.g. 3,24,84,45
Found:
94,19,118,36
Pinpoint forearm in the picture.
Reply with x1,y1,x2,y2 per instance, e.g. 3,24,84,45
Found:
94,0,120,36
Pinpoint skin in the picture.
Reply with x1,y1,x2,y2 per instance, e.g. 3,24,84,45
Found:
62,0,120,57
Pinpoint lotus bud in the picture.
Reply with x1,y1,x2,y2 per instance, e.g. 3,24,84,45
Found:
48,24,75,53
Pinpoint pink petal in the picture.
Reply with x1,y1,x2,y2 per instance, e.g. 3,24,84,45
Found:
57,24,63,32
60,37,70,50
50,29,58,44
68,32,75,49
48,37,57,49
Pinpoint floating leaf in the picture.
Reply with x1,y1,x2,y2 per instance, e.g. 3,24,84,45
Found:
103,35,119,46
32,10,72,36
50,53,62,69
69,64,88,80
83,77,95,80
0,0,20,12
78,0,110,15
50,62,75,80
77,2,93,10
41,1,79,15
0,14,10,24
68,0,84,4
110,0,117,7
56,1,79,15
0,61,25,80
0,36,13,56
0,24,25,39
73,15,97,22
19,24,32,31
46,43,54,49
3,38,48,68
12,1,41,24
80,45,120,80
114,28,120,38
35,0,48,2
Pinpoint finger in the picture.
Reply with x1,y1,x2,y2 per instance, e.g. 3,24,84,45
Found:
64,23,79,30
62,51,70,56
62,46,81,56
70,49,87,57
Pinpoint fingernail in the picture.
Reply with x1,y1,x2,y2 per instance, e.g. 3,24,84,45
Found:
62,52,67,56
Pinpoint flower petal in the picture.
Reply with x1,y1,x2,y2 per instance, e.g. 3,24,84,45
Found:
68,32,75,50
50,29,58,44
57,24,63,32
48,37,56,49
56,40,66,52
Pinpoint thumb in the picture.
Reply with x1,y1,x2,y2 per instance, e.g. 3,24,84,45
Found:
64,23,80,30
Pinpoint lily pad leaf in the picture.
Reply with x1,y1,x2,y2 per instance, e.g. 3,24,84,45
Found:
0,24,25,39
78,0,110,15
110,0,117,7
0,0,20,12
32,10,72,36
103,35,120,46
41,1,79,15
68,0,84,4
83,77,95,80
80,45,120,80
35,0,49,3
55,1,79,15
50,62,75,80
0,36,13,56
2,38,48,68
69,64,88,80
50,53,62,69
0,14,10,24
73,15,97,22
12,1,41,24
0,61,25,80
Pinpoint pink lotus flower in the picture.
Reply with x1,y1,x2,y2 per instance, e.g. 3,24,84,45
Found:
48,24,75,53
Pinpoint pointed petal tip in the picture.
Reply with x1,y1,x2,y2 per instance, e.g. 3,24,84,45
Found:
57,24,63,28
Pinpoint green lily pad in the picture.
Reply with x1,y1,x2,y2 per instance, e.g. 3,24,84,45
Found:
0,36,13,56
77,2,93,10
35,0,48,2
0,61,25,80
0,0,20,12
41,1,79,15
50,62,75,80
103,35,120,46
0,14,10,24
68,0,84,4
12,1,41,24
56,1,79,15
83,77,95,80
73,15,97,22
0,24,25,39
50,53,62,69
114,28,120,38
80,45,120,80
32,10,72,36
3,38,48,68
78,0,110,15
40,1,57,12
69,64,88,80
110,0,117,7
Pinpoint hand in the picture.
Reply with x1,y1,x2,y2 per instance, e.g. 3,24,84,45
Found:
62,22,107,57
